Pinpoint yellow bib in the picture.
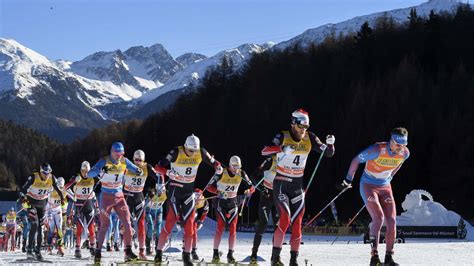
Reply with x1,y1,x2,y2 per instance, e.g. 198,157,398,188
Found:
276,131,312,178
217,169,242,198
27,172,53,200
124,163,149,192
170,146,202,183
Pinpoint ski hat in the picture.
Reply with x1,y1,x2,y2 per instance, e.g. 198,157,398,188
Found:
56,177,65,187
40,163,52,174
291,108,310,126
184,134,200,151
111,142,125,153
81,161,91,171
229,155,242,169
133,150,145,161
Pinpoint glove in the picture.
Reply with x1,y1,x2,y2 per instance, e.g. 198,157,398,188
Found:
196,221,203,231
282,145,295,154
215,163,223,175
218,191,228,199
326,135,335,145
244,189,253,197
166,169,179,178
101,165,110,173
336,180,352,191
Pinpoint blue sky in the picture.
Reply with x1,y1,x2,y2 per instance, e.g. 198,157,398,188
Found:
0,0,426,61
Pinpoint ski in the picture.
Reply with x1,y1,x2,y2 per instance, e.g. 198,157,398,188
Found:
14,258,54,263
115,259,158,265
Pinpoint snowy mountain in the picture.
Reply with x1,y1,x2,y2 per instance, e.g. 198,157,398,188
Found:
274,0,466,51
176,52,208,69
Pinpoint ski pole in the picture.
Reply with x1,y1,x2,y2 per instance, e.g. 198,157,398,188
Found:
238,195,248,217
331,204,366,245
304,187,350,226
304,145,327,193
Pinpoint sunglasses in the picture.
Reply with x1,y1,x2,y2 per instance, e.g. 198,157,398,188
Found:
41,170,52,175
296,123,309,130
134,159,143,162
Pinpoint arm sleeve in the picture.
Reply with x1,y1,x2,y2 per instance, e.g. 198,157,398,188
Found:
125,157,140,174
87,158,106,178
206,173,222,194
51,176,64,200
249,157,273,184
200,147,220,169
64,175,77,190
261,133,284,156
309,132,335,157
345,144,380,182
240,170,256,193
156,148,178,169
20,176,35,196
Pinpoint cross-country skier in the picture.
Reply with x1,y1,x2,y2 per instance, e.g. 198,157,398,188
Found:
262,109,335,266
153,134,222,265
249,155,278,263
336,127,410,266
189,188,209,261
64,161,97,258
207,155,255,263
145,187,166,255
124,149,161,260
46,176,67,256
18,201,30,252
4,208,17,251
87,142,143,263
20,163,65,261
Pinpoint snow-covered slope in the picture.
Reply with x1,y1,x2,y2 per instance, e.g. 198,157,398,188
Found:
274,0,465,51
135,42,274,105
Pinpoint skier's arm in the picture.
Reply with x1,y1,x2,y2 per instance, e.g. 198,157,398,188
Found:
200,147,222,170
52,176,65,202
87,158,106,178
19,175,34,197
124,157,142,175
64,175,78,190
240,170,256,195
261,133,284,156
143,163,160,193
309,132,335,157
345,144,380,183
154,148,179,176
250,157,273,184
206,173,222,194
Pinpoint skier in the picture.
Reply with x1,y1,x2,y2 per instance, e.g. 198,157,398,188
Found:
249,155,278,263
207,155,255,263
189,188,209,261
87,142,143,263
262,109,335,265
153,134,222,265
46,176,66,256
20,163,65,261
18,201,30,252
145,187,166,255
336,127,410,266
4,208,17,251
123,149,161,260
64,161,97,258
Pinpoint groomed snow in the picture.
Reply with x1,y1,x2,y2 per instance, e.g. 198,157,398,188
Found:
2,220,473,265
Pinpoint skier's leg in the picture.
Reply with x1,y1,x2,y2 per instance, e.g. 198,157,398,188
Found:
228,207,238,251
360,182,384,254
114,196,133,247
213,210,226,250
252,192,271,252
181,194,196,253
380,185,397,254
272,181,291,249
156,202,178,251
95,195,114,252
289,189,305,252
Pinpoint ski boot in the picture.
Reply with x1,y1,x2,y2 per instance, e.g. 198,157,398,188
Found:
145,238,152,256
182,251,192,266
34,249,44,262
249,248,259,264
94,250,101,264
106,242,112,252
124,246,138,262
271,247,284,266
47,245,52,255
370,253,382,266
74,248,82,259
154,249,163,263
191,248,199,261
146,246,152,256
82,240,89,249
26,249,35,259
290,251,298,266
211,249,220,263
90,247,95,256
57,245,65,256
21,239,27,253
114,242,120,251
227,250,236,263
384,253,399,266
139,248,147,260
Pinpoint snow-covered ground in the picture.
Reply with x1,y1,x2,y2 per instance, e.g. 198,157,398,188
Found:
2,222,473,265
